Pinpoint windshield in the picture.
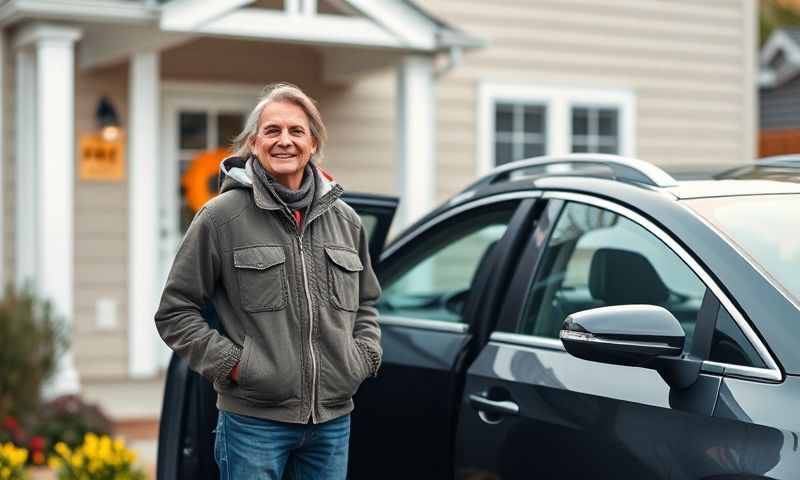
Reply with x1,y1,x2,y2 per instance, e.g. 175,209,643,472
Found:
686,194,800,306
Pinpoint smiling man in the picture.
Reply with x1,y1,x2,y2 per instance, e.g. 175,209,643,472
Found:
155,83,383,480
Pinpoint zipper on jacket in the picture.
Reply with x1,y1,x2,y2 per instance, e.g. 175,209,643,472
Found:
297,234,317,424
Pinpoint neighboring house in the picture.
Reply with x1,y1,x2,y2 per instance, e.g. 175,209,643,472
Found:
760,27,800,155
0,0,757,424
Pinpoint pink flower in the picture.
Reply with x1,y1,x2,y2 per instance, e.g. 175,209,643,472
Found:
2,416,19,432
29,436,45,451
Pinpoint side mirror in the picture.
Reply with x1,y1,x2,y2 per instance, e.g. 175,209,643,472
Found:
559,305,700,389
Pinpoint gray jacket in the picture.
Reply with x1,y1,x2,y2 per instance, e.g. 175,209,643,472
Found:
155,156,382,424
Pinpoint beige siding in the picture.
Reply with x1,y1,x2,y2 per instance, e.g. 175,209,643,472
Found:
73,62,130,380
418,0,756,200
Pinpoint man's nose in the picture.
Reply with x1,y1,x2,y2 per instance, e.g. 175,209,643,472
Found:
278,129,292,146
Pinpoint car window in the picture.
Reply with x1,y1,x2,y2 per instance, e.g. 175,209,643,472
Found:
378,203,517,323
519,201,706,347
710,307,765,368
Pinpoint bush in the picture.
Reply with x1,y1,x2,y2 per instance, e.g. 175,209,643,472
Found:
31,396,112,453
0,286,67,422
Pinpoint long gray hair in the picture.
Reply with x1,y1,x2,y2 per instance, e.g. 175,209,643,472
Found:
232,82,327,162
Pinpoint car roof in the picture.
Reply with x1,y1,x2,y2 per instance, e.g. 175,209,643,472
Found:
457,154,800,204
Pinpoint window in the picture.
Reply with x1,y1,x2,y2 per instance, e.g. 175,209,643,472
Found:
710,307,765,368
520,202,706,347
494,103,547,166
571,107,619,154
177,110,245,231
479,83,634,173
378,203,517,323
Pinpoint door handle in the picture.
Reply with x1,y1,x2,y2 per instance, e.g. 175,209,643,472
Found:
468,393,519,416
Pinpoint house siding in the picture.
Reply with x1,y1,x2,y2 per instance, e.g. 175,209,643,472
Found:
418,0,756,200
73,62,130,379
760,75,800,129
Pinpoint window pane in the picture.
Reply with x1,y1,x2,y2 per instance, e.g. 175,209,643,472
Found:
520,202,706,345
572,144,589,153
597,144,618,154
523,142,545,158
179,112,207,149
572,108,589,135
495,140,513,166
218,113,244,149
523,106,545,134
710,307,765,368
495,103,514,132
379,204,517,323
598,109,618,136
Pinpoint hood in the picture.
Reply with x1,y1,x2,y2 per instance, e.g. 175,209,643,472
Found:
218,155,339,198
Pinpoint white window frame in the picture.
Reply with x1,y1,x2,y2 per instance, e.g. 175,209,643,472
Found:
477,82,636,176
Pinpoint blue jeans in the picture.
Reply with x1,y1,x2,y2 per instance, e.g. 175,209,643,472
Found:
213,410,350,480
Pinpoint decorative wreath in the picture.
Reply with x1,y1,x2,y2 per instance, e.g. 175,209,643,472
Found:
181,148,230,212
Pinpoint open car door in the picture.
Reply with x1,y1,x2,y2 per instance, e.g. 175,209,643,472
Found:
156,193,397,480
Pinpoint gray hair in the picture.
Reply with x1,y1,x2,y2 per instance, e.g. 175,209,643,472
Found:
232,82,327,162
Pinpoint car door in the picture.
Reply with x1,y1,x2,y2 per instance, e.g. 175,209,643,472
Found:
156,193,398,480
348,194,539,480
454,194,770,480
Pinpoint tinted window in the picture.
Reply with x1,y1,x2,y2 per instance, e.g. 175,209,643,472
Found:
520,202,706,346
710,307,766,368
378,203,517,323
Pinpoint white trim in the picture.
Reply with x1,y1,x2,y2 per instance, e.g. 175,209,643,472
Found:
395,54,435,229
129,51,161,378
477,82,636,177
160,0,252,31
13,46,35,290
186,9,405,49
345,0,436,50
0,0,155,27
285,0,301,15
79,26,192,71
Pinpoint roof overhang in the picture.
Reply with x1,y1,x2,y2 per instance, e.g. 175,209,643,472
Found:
0,0,483,54
760,29,800,88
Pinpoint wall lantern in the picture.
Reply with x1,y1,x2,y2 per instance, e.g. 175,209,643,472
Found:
96,96,121,142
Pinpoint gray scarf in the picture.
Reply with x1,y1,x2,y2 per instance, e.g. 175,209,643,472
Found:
251,155,316,216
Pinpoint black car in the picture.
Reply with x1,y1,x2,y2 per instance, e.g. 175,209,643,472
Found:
157,154,800,480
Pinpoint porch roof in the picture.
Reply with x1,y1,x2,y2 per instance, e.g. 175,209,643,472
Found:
0,0,483,53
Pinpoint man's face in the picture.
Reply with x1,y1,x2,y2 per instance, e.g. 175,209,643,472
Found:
250,100,317,189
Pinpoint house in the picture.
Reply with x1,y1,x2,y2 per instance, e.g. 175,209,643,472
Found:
0,0,756,432
760,27,800,155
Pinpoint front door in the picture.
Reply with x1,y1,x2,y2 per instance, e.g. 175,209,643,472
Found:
455,197,723,479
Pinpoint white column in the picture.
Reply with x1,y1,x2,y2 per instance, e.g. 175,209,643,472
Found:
14,46,36,290
395,54,435,228
16,23,82,396
129,51,162,378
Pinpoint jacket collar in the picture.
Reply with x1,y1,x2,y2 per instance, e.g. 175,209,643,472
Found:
224,157,343,221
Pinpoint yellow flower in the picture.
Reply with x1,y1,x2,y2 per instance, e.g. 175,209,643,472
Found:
0,467,9,479
54,442,71,458
48,456,62,470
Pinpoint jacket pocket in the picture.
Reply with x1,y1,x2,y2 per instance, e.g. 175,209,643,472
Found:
320,338,367,406
233,245,288,312
324,245,363,312
237,336,299,406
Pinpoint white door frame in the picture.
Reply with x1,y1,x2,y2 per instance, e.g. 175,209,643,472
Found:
157,81,262,368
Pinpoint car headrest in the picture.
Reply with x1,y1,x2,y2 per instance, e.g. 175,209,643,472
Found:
588,248,669,306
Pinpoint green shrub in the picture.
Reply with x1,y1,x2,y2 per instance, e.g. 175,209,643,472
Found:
0,286,67,422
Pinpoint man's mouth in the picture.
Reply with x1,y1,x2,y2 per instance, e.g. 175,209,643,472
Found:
271,153,296,159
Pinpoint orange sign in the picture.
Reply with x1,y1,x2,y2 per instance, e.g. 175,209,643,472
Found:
79,134,125,181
